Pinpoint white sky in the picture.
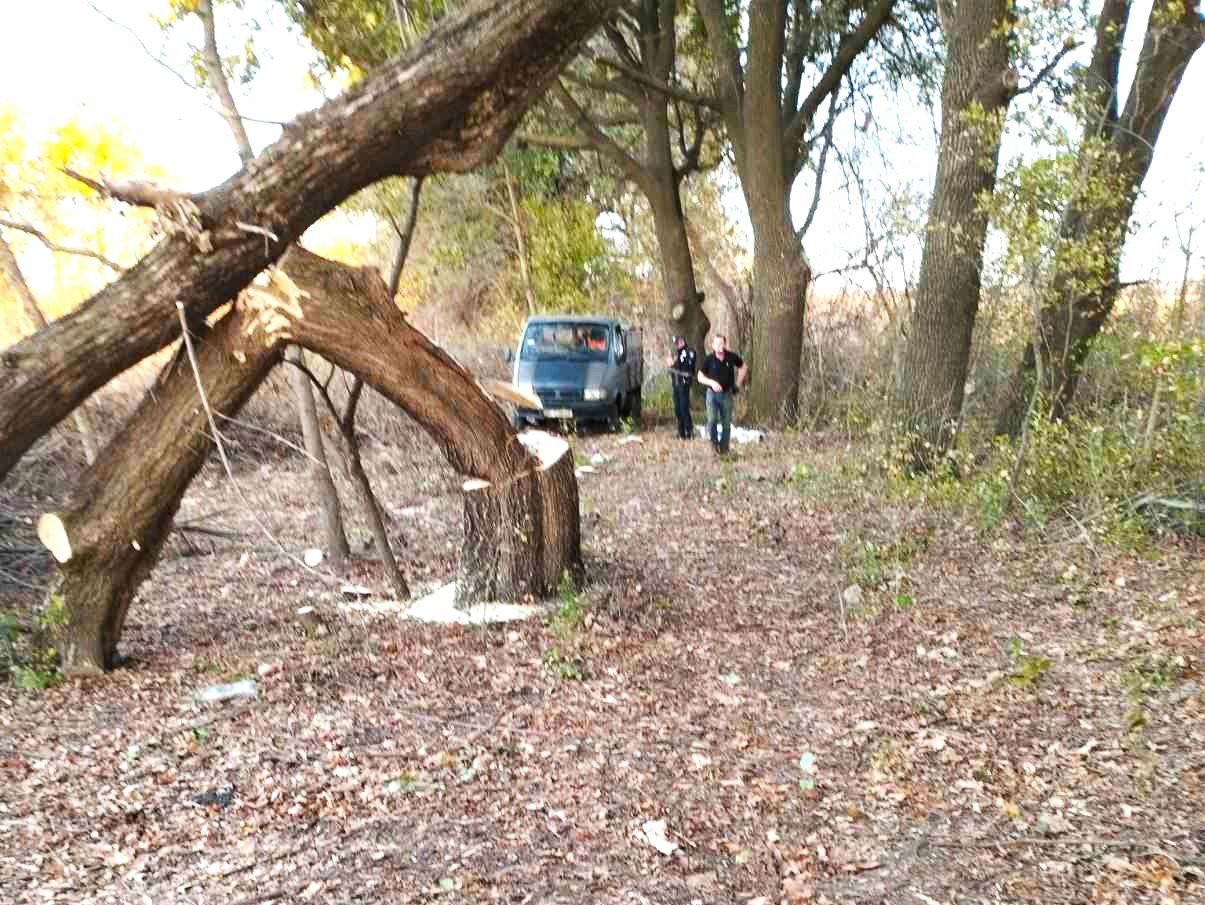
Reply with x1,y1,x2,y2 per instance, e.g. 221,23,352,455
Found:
2,0,1203,290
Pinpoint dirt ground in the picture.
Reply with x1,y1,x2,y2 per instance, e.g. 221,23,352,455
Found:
1,415,1202,905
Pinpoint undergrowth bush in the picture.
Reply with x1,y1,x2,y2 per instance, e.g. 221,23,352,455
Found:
876,337,1203,541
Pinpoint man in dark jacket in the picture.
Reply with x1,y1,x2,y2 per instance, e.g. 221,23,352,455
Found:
697,333,747,454
666,335,697,439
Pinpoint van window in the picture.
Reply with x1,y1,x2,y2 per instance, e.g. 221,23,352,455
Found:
521,323,610,362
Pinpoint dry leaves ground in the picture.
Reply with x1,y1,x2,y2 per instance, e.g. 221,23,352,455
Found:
1,416,1202,905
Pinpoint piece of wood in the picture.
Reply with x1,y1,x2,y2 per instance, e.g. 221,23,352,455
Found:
36,513,72,563
479,378,543,410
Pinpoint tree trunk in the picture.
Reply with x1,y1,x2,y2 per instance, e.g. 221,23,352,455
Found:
642,96,709,355
40,248,581,672
896,0,1013,470
995,0,1204,436
286,347,350,561
648,169,709,354
460,430,580,601
39,305,280,673
748,211,810,422
0,0,618,483
0,232,99,465
695,0,893,424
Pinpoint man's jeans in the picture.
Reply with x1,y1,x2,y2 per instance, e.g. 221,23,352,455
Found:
705,389,733,452
672,383,693,438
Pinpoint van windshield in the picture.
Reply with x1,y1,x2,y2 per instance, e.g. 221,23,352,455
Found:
520,323,610,362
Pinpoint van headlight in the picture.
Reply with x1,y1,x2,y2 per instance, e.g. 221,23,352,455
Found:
583,387,606,401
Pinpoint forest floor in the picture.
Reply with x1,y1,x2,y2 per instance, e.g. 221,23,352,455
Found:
1,412,1202,905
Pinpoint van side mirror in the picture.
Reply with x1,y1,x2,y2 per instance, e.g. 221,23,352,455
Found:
614,331,626,362
503,347,514,364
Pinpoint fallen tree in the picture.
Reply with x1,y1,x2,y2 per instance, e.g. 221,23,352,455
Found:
0,0,618,482
39,249,581,674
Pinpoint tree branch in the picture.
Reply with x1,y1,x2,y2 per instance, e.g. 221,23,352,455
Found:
1015,39,1080,97
589,55,721,109
784,0,896,164
797,84,843,237
197,0,254,164
562,69,644,105
0,219,125,272
696,0,745,126
60,168,194,209
515,132,599,151
0,0,621,482
387,176,424,297
552,81,648,188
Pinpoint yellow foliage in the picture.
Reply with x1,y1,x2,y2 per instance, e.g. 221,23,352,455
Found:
1,107,163,347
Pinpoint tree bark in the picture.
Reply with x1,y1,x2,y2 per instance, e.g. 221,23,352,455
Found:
0,0,618,483
644,104,710,355
896,0,1014,470
995,0,1205,436
40,304,280,674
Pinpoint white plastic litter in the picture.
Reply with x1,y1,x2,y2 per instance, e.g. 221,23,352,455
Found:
195,679,258,704
696,424,766,444
638,819,679,855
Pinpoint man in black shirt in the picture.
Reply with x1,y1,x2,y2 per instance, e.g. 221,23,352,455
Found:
666,335,697,439
697,334,747,454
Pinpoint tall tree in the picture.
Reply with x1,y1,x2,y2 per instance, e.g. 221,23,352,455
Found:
895,0,1017,470
995,0,1205,436
695,0,896,422
520,0,720,354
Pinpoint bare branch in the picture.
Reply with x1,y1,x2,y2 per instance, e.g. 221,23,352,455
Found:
589,56,721,109
61,167,194,209
197,0,254,163
552,81,648,188
603,21,642,71
387,176,424,297
1014,39,1081,98
0,219,125,272
784,0,896,164
84,0,289,127
798,85,843,237
515,132,598,151
695,0,745,121
562,69,643,105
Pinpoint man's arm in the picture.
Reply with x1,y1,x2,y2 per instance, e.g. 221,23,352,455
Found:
697,367,721,392
736,363,748,388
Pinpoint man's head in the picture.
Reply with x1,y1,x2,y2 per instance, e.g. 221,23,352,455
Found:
711,334,727,356
673,335,685,349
